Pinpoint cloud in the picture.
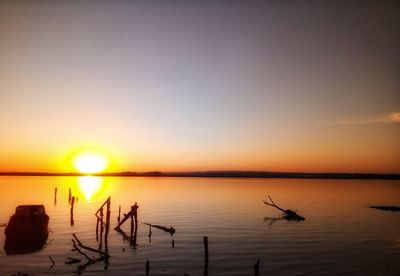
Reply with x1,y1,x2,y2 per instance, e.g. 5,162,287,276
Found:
324,112,400,125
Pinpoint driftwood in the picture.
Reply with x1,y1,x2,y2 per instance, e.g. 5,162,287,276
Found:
369,206,400,212
143,223,175,235
263,195,305,221
72,239,92,261
73,233,109,258
69,233,109,273
65,257,81,265
49,255,55,269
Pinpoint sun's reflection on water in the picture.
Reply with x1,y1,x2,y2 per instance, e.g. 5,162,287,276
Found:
77,176,103,202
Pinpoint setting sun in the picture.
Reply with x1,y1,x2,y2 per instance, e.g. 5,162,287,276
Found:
73,152,109,174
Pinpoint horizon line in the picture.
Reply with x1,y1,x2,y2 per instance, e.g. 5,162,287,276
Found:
0,170,399,180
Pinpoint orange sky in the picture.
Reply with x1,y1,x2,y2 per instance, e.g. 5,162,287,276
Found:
0,1,399,173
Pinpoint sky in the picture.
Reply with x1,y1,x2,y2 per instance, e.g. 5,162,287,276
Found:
0,1,399,173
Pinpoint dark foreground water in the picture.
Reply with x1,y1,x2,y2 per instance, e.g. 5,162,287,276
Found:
0,176,399,275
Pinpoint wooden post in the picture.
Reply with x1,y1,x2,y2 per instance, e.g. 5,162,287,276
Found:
254,259,260,276
96,218,99,241
203,236,208,276
146,258,150,275
130,205,134,244
99,208,104,250
70,196,75,226
105,197,111,258
54,188,57,205
148,225,152,243
68,188,71,203
133,202,138,235
117,204,121,223
133,203,138,248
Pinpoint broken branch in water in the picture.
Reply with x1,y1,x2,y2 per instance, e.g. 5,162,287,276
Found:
73,233,109,258
143,223,176,235
263,195,305,221
69,233,109,273
49,255,55,269
369,206,400,212
72,239,93,261
65,257,81,265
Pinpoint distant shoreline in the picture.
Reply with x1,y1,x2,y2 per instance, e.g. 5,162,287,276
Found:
0,171,399,180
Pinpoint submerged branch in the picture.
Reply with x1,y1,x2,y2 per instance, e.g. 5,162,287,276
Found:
73,233,109,258
263,195,305,221
369,206,400,212
143,223,175,235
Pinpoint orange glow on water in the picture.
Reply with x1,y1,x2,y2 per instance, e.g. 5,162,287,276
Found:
77,176,103,201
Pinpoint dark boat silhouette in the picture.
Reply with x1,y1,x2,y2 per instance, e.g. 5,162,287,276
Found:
4,205,49,255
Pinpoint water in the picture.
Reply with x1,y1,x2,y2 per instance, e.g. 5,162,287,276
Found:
0,176,399,275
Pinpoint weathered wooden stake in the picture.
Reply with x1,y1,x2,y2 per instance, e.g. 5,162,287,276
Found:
105,197,111,258
117,204,121,223
54,188,57,205
70,196,75,226
130,205,134,243
148,225,152,243
99,208,104,250
96,218,99,241
68,188,71,203
146,258,150,275
133,202,138,243
254,259,260,276
203,236,209,276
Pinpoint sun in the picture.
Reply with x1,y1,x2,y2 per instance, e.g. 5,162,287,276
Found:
73,152,109,174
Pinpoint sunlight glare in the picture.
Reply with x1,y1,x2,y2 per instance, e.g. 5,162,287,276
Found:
73,152,108,174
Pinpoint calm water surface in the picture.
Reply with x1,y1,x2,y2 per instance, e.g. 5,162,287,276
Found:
0,177,399,275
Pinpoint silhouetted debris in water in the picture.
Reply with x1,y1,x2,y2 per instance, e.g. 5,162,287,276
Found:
146,258,150,275
65,257,81,264
114,203,139,248
70,196,75,226
117,204,121,223
203,236,209,276
69,233,109,273
49,255,55,269
144,223,176,235
369,206,400,212
263,195,305,221
73,233,109,258
254,259,260,276
95,196,111,263
148,224,152,243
